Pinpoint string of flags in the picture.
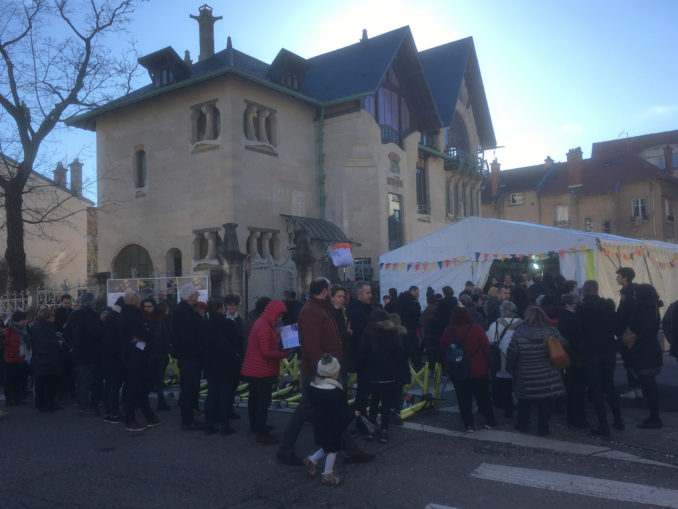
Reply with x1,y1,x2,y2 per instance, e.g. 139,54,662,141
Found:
379,244,678,273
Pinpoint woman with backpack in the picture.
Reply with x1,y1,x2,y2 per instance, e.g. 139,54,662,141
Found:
439,308,496,432
506,307,567,436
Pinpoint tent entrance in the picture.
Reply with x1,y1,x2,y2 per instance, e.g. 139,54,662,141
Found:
484,255,560,291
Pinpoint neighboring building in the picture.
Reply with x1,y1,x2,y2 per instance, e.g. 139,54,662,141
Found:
68,5,495,307
0,156,92,290
482,130,678,244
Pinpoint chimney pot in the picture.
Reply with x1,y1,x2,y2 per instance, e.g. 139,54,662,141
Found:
566,147,583,188
663,145,673,172
54,162,67,188
184,50,192,65
190,4,223,62
69,158,83,197
544,156,553,169
361,29,368,41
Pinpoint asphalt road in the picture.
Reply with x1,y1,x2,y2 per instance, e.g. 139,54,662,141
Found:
1,355,677,509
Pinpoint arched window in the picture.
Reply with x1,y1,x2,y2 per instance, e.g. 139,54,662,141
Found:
134,150,146,188
166,248,182,277
113,244,154,278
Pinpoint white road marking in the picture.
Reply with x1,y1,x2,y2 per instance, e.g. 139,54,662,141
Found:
425,504,459,509
402,422,676,468
471,463,678,507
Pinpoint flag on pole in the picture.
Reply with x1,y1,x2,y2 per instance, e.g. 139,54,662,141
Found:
328,243,353,267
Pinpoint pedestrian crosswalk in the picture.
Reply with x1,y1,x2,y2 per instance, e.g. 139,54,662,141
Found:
470,463,678,508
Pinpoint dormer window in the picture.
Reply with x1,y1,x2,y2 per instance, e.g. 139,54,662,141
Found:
138,47,190,90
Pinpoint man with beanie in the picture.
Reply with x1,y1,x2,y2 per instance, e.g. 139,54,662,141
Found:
173,283,205,430
304,353,353,486
278,278,374,466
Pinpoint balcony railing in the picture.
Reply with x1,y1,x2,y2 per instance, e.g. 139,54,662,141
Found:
444,147,489,181
380,125,401,146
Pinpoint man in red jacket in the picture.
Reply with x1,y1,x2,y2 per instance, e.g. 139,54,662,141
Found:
277,278,374,466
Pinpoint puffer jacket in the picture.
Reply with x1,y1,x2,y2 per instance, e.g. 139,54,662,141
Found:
240,300,288,379
506,323,567,400
2,320,30,364
439,310,490,378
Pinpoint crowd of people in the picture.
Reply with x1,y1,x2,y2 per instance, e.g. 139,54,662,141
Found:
1,269,677,485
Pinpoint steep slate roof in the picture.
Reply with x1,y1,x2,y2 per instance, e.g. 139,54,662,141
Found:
302,26,441,129
68,26,467,133
481,164,549,202
419,37,496,150
592,130,678,158
539,153,678,197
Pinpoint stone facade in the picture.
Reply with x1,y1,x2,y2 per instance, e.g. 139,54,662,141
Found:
71,8,495,308
482,131,678,244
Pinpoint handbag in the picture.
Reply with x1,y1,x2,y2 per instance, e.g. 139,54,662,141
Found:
547,335,570,370
489,319,514,374
621,329,638,349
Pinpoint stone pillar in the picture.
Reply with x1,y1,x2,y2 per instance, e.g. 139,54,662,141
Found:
566,147,583,188
54,162,67,187
189,5,223,62
245,104,257,140
258,108,270,143
206,230,219,259
69,158,83,196
221,223,246,307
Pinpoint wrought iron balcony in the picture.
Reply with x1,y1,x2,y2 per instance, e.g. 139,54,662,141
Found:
380,125,401,146
444,147,489,181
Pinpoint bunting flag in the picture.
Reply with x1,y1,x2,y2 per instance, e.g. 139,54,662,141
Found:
407,263,413,271
484,253,489,262
385,263,391,270
380,263,385,270
415,263,421,271
500,254,507,261
519,254,525,262
453,258,458,266
475,252,480,261
445,259,451,268
400,263,405,271
558,249,565,259
461,255,466,263
438,261,444,270
430,262,436,271
569,246,577,251
492,253,499,258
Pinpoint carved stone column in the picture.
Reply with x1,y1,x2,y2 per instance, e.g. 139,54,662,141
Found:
258,108,270,143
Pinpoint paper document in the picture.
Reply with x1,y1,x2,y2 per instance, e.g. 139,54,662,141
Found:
280,323,300,349
135,341,147,351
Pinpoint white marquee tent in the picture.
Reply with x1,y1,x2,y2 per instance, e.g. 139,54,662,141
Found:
379,217,678,308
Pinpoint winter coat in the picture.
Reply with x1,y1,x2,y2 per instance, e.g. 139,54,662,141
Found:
331,306,355,373
204,313,242,380
398,292,421,334
557,308,582,366
101,309,125,376
53,306,72,333
361,319,407,383
484,298,501,325
486,316,522,378
506,323,567,400
240,300,288,379
172,300,205,361
439,310,490,378
627,303,662,372
151,314,173,359
662,300,678,359
2,320,30,364
30,322,61,374
120,304,152,370
67,308,103,365
347,299,372,368
298,297,342,377
576,295,617,358
309,377,353,452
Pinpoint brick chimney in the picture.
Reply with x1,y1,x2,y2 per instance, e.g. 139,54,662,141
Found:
69,158,82,197
544,156,553,170
190,5,222,62
490,158,500,195
663,145,673,173
53,162,66,187
566,147,583,188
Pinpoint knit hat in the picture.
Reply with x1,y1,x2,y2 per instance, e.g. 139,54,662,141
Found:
317,353,340,379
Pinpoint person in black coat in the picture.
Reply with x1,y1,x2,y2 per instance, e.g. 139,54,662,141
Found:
304,354,353,486
347,282,373,430
150,301,173,411
557,293,587,429
173,283,205,430
398,286,422,364
67,292,104,414
203,299,243,435
120,290,160,431
576,281,623,435
626,284,663,428
102,298,125,422
31,308,63,412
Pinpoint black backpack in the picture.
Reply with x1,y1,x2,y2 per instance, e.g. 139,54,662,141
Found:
445,324,475,381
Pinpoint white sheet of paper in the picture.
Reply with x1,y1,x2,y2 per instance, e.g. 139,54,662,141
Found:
135,341,147,351
280,323,299,349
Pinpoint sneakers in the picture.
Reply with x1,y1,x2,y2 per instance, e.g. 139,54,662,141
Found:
378,429,389,444
320,472,343,486
620,388,643,400
303,457,317,477
125,421,146,432
146,417,162,428
256,433,279,445
276,450,303,466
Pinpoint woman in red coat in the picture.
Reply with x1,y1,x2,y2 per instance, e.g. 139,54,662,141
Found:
3,311,30,407
440,308,496,432
241,300,289,444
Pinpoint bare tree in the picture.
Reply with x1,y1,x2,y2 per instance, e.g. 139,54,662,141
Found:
0,0,142,291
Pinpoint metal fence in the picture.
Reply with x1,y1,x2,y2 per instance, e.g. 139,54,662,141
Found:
0,282,90,317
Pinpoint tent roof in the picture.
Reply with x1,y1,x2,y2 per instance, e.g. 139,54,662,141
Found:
379,216,678,263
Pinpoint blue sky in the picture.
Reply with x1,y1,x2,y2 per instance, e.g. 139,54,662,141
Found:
51,0,678,200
